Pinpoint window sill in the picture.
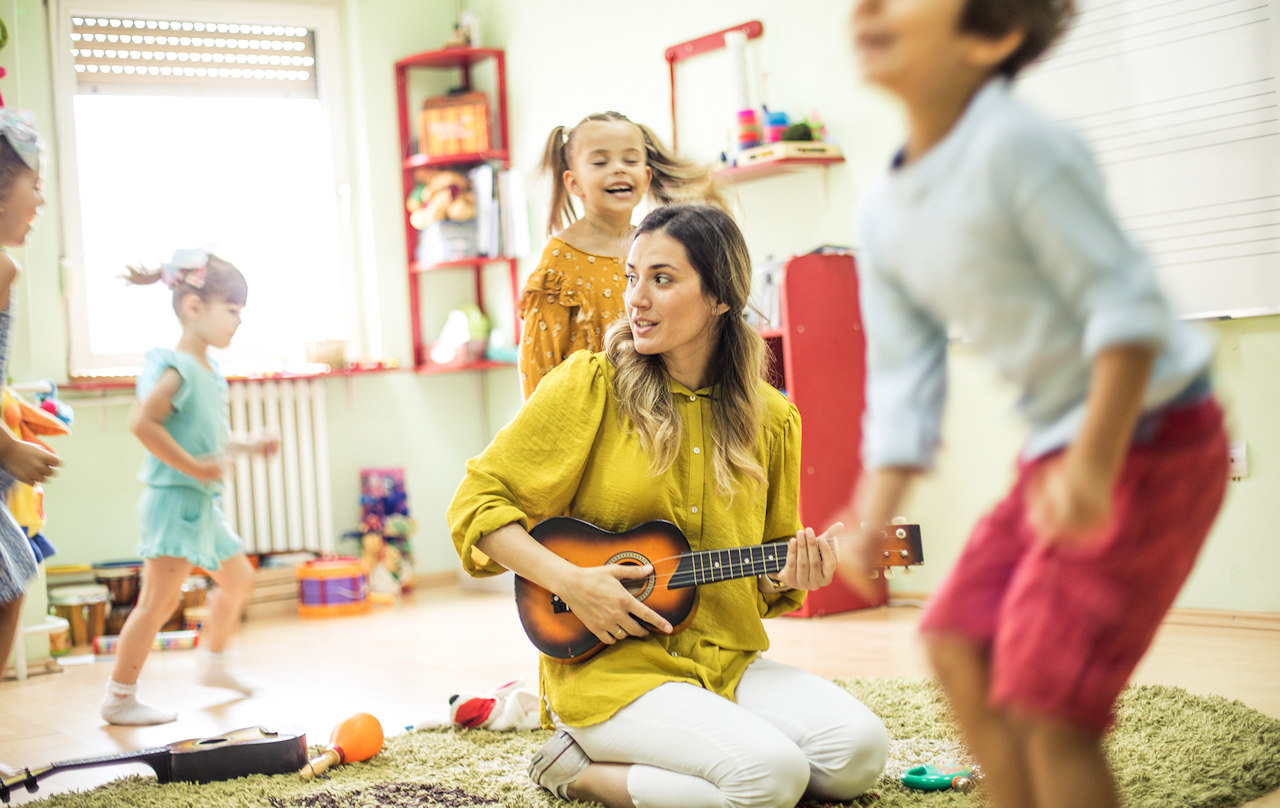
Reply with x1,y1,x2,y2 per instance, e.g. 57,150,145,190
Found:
64,360,403,392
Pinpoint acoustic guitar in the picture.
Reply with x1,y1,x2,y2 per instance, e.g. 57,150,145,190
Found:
0,726,308,803
516,517,924,663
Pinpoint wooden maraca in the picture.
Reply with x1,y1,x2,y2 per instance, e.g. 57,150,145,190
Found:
299,712,384,779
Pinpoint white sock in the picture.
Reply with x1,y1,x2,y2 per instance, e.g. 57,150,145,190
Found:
100,680,177,725
196,649,255,694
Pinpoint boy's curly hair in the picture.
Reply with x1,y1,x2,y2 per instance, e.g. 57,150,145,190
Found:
962,0,1076,77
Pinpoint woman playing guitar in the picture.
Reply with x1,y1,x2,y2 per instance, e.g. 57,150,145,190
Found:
448,204,889,808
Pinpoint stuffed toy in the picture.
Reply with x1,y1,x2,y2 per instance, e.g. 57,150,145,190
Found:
450,680,540,731
408,680,540,732
1,387,70,544
406,169,477,230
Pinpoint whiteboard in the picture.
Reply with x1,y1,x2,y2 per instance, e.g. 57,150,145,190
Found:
1017,0,1280,319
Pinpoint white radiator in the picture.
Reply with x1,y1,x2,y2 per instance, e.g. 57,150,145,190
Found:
223,379,334,555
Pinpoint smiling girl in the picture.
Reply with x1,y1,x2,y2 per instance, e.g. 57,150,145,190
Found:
518,112,724,398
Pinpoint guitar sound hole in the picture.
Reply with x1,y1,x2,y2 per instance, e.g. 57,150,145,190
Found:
608,552,657,603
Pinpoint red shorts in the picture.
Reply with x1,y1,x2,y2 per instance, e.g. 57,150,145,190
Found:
919,397,1227,734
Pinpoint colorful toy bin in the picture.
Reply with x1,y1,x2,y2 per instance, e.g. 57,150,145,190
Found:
296,558,370,618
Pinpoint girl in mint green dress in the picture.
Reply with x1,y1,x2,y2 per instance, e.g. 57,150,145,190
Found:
100,251,278,725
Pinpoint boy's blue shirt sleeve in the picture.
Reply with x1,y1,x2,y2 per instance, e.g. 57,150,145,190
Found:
858,229,949,470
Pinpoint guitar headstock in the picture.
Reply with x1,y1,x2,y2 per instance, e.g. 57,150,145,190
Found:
872,521,924,568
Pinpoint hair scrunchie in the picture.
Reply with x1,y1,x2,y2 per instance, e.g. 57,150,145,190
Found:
0,109,42,172
159,248,210,290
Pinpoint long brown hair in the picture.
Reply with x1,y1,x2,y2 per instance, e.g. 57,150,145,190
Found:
605,204,767,498
122,252,248,317
539,111,726,237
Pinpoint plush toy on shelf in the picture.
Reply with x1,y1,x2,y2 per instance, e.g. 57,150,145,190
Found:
406,168,477,231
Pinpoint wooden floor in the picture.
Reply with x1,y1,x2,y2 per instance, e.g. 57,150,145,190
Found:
2,585,1278,806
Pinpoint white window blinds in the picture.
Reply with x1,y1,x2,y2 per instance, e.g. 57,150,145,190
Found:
70,15,317,98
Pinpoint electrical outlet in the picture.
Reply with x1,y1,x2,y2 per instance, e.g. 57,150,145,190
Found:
1228,442,1249,480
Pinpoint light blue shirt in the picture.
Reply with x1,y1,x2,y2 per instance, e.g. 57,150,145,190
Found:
136,347,229,492
857,78,1213,469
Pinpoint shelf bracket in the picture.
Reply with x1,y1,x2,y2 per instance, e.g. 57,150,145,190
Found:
664,20,763,151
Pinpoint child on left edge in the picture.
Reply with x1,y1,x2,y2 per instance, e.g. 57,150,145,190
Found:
100,251,277,726
0,111,60,706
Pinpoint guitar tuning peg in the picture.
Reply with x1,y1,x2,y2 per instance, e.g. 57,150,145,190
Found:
891,516,908,525
869,569,880,579
901,566,911,575
883,568,896,579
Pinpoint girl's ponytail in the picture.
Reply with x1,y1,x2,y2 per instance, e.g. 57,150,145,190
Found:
636,123,728,213
539,125,573,236
122,252,248,316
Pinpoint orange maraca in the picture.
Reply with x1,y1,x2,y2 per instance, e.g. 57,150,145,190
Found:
299,712,384,779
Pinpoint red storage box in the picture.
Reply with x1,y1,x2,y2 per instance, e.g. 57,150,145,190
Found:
418,91,490,158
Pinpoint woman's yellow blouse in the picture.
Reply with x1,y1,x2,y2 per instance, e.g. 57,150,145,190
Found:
448,350,806,727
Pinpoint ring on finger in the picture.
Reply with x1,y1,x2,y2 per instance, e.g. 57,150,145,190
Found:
614,628,626,638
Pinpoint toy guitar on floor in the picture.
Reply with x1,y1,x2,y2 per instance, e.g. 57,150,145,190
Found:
0,726,307,803
516,517,924,663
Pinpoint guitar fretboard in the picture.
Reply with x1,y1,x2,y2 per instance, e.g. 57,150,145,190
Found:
670,542,788,589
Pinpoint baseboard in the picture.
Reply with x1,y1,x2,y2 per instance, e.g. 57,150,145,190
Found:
889,594,1280,632
1162,608,1280,632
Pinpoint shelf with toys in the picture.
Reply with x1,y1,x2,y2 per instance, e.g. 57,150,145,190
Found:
395,46,519,373
665,22,873,615
665,22,845,186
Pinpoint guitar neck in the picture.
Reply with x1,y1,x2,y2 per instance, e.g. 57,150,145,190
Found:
670,542,788,589
1,748,172,802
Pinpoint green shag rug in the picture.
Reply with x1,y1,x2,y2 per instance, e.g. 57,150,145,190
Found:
20,678,1280,808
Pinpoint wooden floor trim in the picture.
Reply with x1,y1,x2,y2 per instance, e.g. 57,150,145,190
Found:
891,593,1280,632
1163,608,1280,632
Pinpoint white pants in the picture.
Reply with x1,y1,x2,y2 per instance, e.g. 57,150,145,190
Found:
561,656,889,808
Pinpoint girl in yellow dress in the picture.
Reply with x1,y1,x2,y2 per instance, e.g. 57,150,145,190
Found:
518,111,723,398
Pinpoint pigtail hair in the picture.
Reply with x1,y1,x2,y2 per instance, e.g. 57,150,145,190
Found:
636,122,728,213
539,125,576,236
121,265,164,286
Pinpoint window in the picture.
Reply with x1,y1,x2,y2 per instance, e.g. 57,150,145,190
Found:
50,1,355,377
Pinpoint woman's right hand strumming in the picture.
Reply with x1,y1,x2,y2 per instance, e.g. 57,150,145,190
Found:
554,563,673,645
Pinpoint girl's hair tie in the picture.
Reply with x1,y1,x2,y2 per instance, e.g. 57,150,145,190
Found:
159,249,210,290
0,109,42,171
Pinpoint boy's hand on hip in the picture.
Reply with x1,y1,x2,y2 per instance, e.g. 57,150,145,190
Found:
1026,454,1114,547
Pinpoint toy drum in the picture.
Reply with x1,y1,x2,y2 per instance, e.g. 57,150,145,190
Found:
93,561,142,607
48,584,110,647
297,559,369,618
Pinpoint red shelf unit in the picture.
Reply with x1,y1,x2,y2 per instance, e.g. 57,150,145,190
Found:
395,47,518,372
764,251,885,616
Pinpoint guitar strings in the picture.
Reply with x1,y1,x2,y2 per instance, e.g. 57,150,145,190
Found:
566,530,915,590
